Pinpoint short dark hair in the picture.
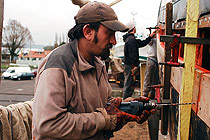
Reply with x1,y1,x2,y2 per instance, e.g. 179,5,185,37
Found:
68,22,100,41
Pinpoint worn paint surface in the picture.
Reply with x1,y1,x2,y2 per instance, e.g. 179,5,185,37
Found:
197,74,210,127
179,0,199,139
170,67,183,93
191,70,202,113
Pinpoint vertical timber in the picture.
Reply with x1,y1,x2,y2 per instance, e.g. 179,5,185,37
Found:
178,0,199,139
161,2,172,135
0,0,4,83
140,62,146,96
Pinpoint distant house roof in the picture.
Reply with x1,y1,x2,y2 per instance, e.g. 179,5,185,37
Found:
19,50,51,58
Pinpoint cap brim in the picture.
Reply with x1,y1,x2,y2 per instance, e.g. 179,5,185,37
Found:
101,20,128,32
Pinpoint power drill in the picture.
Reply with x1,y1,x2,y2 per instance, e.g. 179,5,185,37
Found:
109,100,195,115
104,100,195,138
104,101,157,138
117,101,157,115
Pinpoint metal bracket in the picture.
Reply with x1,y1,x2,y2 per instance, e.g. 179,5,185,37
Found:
147,84,164,88
159,62,184,67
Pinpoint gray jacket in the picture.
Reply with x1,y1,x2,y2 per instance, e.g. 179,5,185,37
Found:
32,39,112,140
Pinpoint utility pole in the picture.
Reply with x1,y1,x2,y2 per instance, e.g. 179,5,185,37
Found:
0,0,4,83
131,10,137,25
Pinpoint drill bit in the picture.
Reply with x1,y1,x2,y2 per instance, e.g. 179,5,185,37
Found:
156,102,195,106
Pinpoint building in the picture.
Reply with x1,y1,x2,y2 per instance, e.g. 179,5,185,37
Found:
17,50,51,67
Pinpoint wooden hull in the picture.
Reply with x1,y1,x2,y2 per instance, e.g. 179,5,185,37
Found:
157,1,210,139
157,38,210,139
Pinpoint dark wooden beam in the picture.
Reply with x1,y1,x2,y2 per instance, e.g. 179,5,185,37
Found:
160,35,210,45
161,2,173,135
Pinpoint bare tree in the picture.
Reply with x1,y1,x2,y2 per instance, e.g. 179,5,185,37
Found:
3,19,33,62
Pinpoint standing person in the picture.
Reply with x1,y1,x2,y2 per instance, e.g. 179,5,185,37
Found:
122,21,156,100
143,36,160,98
32,2,153,140
143,36,161,140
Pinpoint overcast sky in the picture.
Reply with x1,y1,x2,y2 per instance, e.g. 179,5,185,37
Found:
3,0,161,46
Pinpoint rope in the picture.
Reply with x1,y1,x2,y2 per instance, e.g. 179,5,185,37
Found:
6,108,13,140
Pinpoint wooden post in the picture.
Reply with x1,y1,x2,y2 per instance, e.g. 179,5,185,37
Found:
109,0,122,6
178,0,199,139
140,62,146,96
161,2,172,135
0,0,4,83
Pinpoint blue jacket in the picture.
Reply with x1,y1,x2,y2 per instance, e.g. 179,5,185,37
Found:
123,33,152,67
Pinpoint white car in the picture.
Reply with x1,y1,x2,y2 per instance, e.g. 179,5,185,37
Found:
2,67,31,79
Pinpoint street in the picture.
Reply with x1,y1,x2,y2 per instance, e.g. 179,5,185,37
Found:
0,79,35,106
0,78,140,106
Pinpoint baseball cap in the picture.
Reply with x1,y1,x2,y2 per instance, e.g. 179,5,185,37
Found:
74,1,128,32
125,21,135,32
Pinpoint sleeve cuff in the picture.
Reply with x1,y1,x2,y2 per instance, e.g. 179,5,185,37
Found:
95,108,117,130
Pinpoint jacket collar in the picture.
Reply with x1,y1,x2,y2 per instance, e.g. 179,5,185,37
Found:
76,41,104,72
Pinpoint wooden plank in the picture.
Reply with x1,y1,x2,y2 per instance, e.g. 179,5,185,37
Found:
140,62,146,96
197,74,210,128
170,67,183,93
160,35,210,45
178,0,199,139
191,70,202,113
161,2,172,135
109,0,122,6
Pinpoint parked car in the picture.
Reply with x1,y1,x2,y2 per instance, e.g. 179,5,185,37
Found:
2,66,31,79
10,72,35,80
32,69,38,77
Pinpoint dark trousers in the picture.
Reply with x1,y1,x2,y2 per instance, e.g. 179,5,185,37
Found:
143,57,160,97
123,64,135,99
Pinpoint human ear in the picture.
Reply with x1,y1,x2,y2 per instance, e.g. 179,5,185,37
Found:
83,24,94,41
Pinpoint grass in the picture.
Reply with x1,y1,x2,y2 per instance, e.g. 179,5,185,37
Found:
1,63,10,69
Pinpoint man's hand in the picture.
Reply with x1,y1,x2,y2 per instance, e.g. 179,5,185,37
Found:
149,29,157,38
105,97,151,131
132,96,150,102
124,96,150,103
131,66,138,75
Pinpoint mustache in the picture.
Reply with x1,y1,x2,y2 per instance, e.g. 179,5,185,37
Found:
100,44,113,60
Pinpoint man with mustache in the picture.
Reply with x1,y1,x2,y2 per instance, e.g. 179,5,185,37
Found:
32,2,153,140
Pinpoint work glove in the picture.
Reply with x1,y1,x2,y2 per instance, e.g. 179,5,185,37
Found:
123,96,150,103
131,66,138,75
149,29,158,38
97,97,152,132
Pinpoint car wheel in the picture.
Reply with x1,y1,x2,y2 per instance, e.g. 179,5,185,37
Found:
30,77,34,80
18,78,21,81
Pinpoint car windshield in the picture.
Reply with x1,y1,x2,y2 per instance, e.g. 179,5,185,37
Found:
5,69,12,72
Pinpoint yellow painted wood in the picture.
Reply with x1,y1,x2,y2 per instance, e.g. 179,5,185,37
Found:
178,0,199,139
140,62,146,96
